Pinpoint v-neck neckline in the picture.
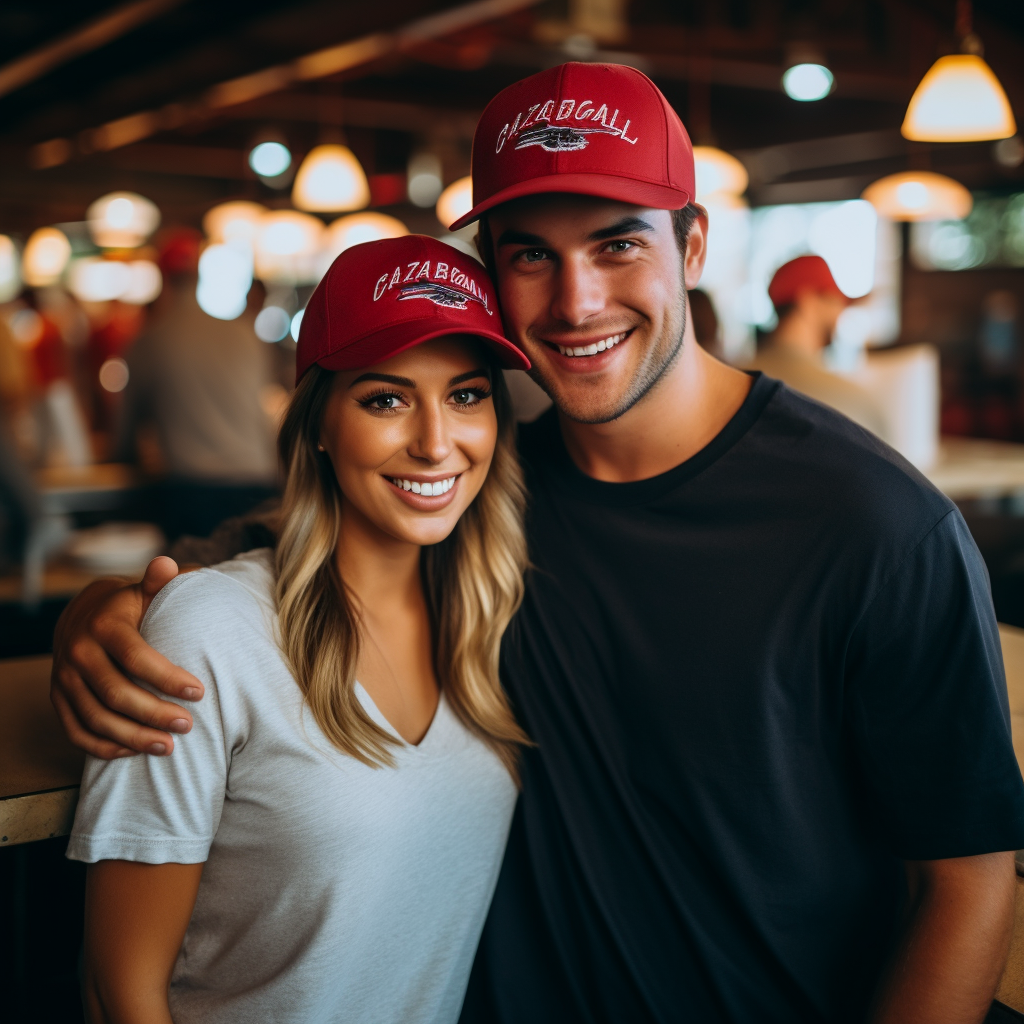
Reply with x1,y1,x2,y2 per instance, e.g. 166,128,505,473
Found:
354,683,447,754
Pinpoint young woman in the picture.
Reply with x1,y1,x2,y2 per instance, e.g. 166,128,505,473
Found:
67,235,532,1024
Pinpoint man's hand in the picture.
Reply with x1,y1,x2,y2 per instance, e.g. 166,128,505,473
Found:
50,557,205,760
870,851,1016,1024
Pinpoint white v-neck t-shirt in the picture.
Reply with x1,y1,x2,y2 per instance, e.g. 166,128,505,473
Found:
68,549,518,1024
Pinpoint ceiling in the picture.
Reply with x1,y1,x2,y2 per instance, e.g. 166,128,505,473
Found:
1,0,1023,234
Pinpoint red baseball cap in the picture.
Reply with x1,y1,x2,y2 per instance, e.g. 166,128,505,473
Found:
451,62,695,231
768,256,850,310
295,234,529,383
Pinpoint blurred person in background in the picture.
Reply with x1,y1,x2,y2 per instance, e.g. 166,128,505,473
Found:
748,255,887,439
114,229,278,540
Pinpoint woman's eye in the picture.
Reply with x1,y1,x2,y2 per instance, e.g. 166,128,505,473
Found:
452,389,481,406
365,393,401,410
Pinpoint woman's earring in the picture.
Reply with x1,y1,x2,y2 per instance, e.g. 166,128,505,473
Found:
317,443,325,452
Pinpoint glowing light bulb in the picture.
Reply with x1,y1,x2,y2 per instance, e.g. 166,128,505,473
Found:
86,192,160,248
23,227,71,287
436,177,473,230
249,141,291,178
196,244,253,320
0,235,20,302
292,145,369,212
902,54,1016,143
782,64,833,102
692,147,749,202
254,211,323,284
203,201,267,246
862,171,973,222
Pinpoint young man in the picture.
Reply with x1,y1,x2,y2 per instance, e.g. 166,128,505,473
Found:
51,63,1024,1023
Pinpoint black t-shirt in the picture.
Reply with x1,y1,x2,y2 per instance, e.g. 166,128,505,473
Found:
461,374,1024,1024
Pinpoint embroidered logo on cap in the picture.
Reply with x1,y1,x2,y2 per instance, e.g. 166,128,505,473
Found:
398,281,487,311
496,98,639,154
373,259,492,315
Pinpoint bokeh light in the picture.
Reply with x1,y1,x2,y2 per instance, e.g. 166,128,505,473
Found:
782,64,833,102
196,243,253,320
249,141,292,178
23,227,71,287
98,357,130,393
254,305,292,342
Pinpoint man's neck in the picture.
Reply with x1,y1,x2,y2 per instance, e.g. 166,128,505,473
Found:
557,334,752,484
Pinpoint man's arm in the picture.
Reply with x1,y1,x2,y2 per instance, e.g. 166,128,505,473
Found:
870,851,1016,1024
83,860,203,1024
50,557,204,759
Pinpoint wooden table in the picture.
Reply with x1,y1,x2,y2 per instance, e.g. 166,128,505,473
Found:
0,655,84,847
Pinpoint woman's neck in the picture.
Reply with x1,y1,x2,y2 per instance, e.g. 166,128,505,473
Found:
334,503,423,616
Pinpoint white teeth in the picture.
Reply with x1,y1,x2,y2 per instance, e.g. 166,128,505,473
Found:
390,476,457,496
555,331,627,358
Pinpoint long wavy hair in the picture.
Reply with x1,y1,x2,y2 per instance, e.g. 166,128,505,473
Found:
274,360,530,780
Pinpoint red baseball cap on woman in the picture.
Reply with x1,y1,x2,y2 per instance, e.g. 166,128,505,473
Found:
295,235,529,383
451,62,695,230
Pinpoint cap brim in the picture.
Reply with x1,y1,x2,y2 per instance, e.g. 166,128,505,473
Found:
306,320,530,381
450,172,693,230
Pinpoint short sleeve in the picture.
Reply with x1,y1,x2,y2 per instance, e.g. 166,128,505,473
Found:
845,509,1024,860
66,573,236,865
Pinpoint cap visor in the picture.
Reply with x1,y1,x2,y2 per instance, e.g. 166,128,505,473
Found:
313,321,530,375
451,172,692,230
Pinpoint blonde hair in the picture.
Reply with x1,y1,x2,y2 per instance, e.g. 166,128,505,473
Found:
274,362,530,780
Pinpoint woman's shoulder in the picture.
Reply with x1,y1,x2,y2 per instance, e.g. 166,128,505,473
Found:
142,548,277,649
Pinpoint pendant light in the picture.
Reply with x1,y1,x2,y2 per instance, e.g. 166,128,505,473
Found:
322,212,408,260
902,0,1016,143
292,144,370,213
255,210,324,284
87,192,160,249
861,171,972,222
203,201,268,246
23,227,71,287
692,147,749,205
436,177,473,231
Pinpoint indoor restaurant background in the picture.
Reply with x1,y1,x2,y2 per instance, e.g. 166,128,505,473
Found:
2,0,1024,1020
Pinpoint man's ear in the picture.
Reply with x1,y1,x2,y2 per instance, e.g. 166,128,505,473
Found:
682,208,709,291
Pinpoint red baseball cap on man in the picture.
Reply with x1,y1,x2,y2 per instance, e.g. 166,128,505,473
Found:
450,62,695,230
768,256,850,311
295,235,529,383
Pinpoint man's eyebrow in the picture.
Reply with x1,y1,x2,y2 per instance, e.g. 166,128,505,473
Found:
496,228,546,248
449,368,492,386
349,372,415,388
587,217,655,242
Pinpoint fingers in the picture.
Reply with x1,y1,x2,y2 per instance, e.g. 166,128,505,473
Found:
51,686,135,761
93,613,204,702
140,556,179,612
52,664,179,757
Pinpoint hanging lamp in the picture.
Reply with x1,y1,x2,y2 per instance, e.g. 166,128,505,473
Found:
22,227,71,287
86,192,160,249
902,0,1016,143
436,177,473,231
292,144,370,213
861,171,972,222
692,147,749,205
203,201,268,246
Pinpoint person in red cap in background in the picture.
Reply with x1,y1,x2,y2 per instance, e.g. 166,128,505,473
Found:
113,227,278,540
70,236,532,1024
748,254,889,441
52,64,1022,1024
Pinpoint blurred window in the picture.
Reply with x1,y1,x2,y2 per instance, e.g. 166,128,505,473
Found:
911,192,1024,271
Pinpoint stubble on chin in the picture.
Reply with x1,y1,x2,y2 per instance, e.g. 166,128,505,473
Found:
527,293,688,425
